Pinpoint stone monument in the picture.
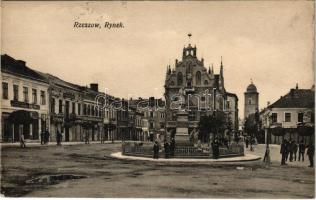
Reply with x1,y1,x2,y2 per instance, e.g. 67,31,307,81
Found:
175,110,189,142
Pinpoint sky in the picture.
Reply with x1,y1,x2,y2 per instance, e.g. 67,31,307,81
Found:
2,1,314,119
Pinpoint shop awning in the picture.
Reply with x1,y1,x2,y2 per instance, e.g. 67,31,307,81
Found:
8,110,38,124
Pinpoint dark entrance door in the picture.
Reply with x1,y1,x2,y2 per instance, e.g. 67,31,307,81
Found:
92,126,95,141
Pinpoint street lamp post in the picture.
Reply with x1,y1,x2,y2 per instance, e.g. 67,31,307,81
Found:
263,111,271,166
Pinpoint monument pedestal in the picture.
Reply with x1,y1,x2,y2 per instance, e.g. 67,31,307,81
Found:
175,110,189,143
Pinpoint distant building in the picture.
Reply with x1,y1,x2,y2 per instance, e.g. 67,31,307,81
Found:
1,54,50,142
129,97,165,141
260,84,314,144
244,80,259,119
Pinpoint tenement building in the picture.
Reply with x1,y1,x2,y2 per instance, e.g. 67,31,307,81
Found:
1,54,50,142
260,84,314,144
164,42,238,141
129,97,166,141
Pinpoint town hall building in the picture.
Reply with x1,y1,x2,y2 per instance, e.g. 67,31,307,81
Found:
164,41,238,141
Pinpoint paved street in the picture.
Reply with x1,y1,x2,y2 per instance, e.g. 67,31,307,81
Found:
1,143,314,198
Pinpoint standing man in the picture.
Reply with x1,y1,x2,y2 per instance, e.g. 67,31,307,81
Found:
170,137,175,157
40,130,45,145
292,140,298,161
164,141,170,159
45,129,50,144
280,139,287,165
289,139,294,162
298,140,306,162
85,131,90,144
285,139,291,162
306,142,314,167
245,137,249,148
212,138,220,159
56,130,62,146
153,141,159,159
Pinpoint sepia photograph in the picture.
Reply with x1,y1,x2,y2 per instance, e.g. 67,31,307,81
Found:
0,1,315,198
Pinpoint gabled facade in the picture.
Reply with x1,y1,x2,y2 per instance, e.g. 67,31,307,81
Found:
164,43,238,138
260,84,314,144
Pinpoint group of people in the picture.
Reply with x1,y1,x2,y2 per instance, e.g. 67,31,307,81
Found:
280,139,314,167
40,129,50,145
163,138,175,158
153,138,176,159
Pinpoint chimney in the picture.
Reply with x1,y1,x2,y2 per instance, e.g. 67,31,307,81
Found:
90,83,98,92
296,83,299,90
267,101,270,106
290,89,295,97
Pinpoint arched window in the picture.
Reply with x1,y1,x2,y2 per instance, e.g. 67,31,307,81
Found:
248,98,252,105
204,80,209,85
177,72,183,86
196,71,201,85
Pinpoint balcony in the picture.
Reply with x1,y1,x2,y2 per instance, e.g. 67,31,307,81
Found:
10,100,40,110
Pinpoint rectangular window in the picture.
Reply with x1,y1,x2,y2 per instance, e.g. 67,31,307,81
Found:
226,100,231,109
2,82,8,99
72,102,76,114
13,84,19,101
23,87,29,103
271,113,278,123
40,91,46,105
298,113,304,123
59,99,63,113
83,104,87,115
87,105,90,116
285,113,291,122
51,98,55,113
78,104,81,115
32,89,37,104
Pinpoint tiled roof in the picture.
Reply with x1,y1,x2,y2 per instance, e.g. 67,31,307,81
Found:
37,72,82,91
268,88,314,109
1,54,48,83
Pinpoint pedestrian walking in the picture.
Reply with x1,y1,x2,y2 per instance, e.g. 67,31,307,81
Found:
153,141,159,159
280,139,287,165
306,143,314,167
20,133,26,148
298,140,306,162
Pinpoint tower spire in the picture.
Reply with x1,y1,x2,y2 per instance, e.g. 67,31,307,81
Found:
220,56,223,77
211,63,214,74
